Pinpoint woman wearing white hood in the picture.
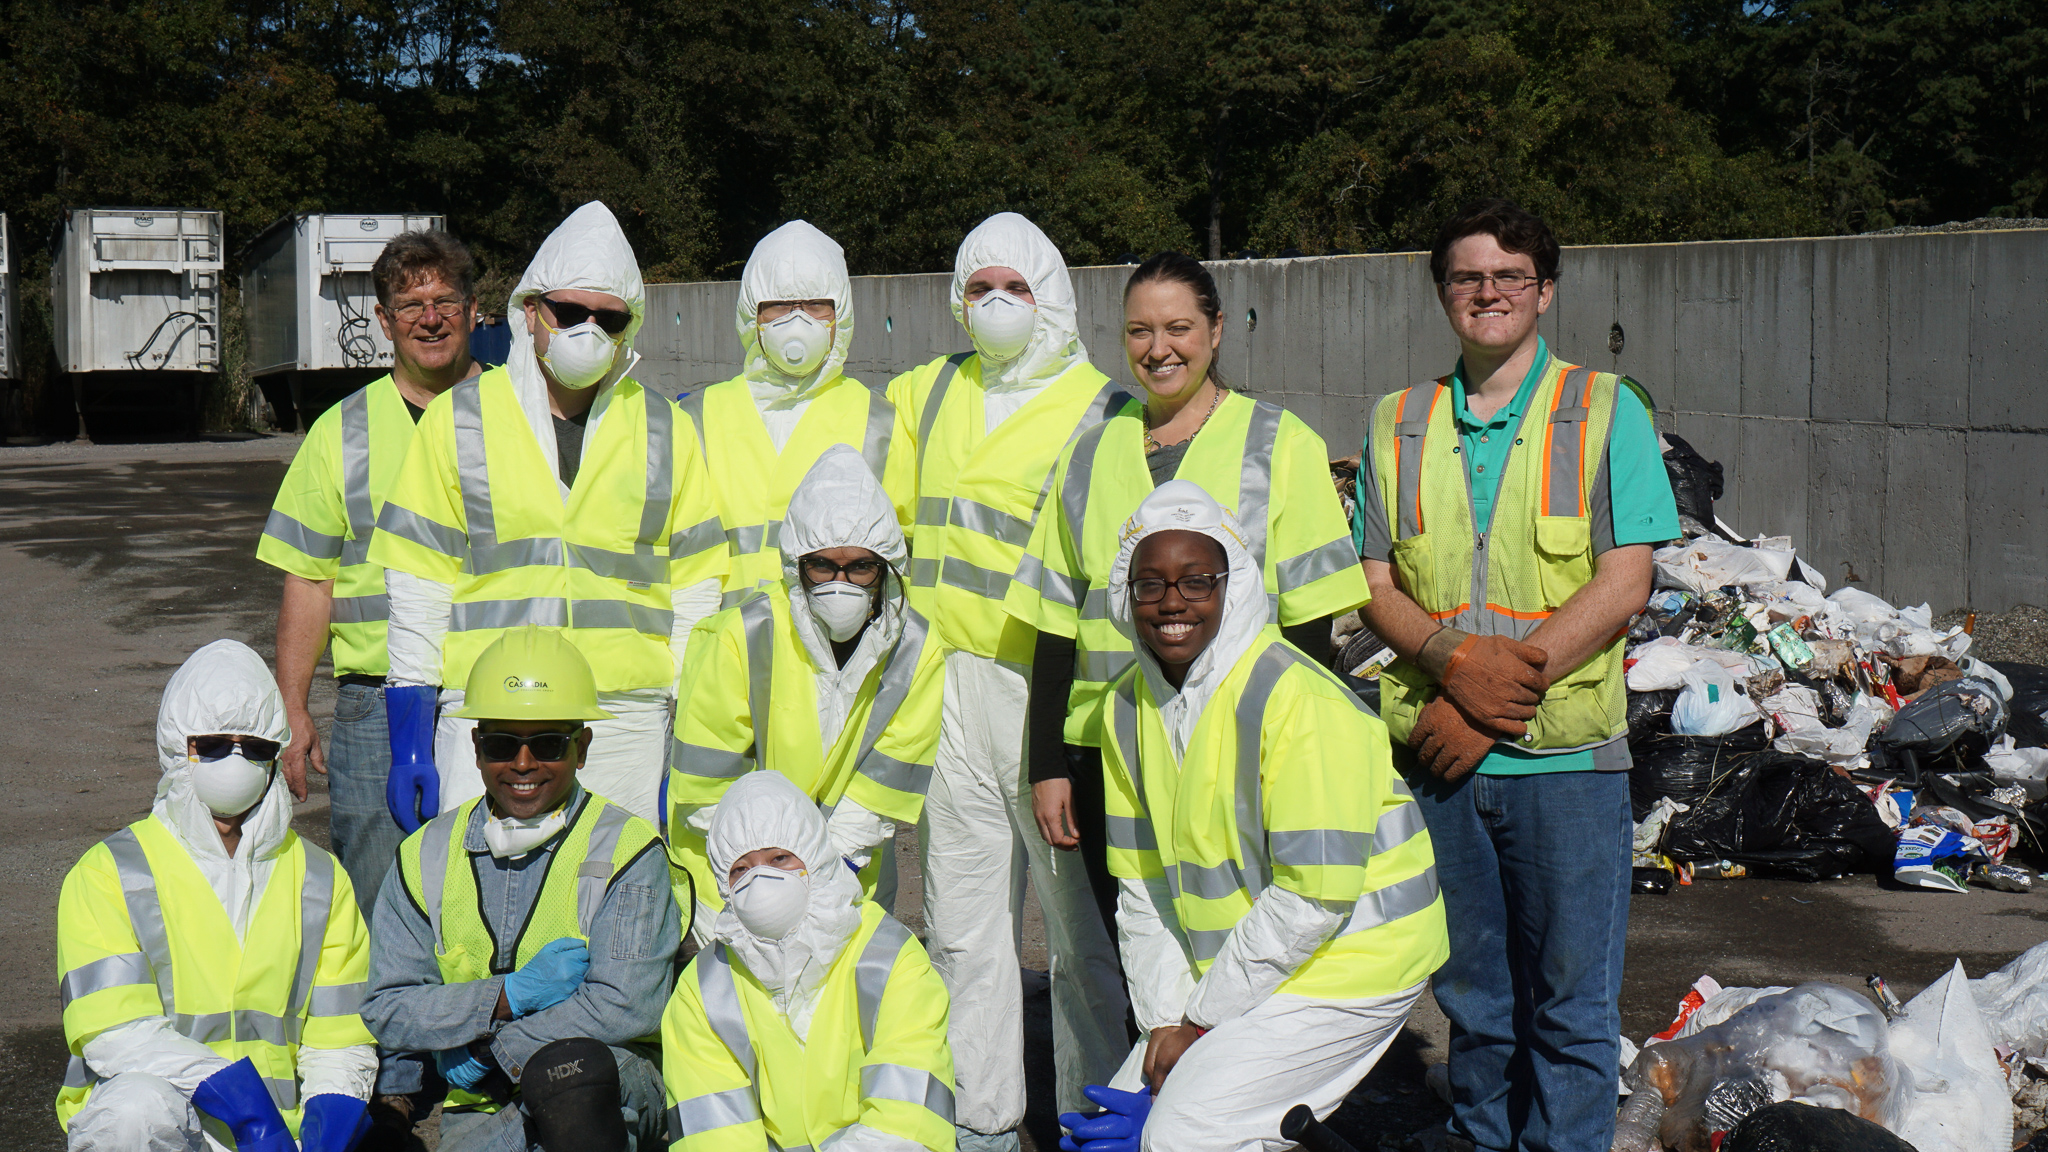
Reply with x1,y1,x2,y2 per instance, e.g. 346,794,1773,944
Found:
54,640,378,1152
1064,482,1448,1152
662,770,956,1152
680,220,915,603
883,212,1130,1150
372,201,730,831
666,444,948,944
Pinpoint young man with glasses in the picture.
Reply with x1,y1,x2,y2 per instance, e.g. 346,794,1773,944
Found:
362,626,676,1152
666,446,946,944
258,230,482,910
1354,199,1677,1152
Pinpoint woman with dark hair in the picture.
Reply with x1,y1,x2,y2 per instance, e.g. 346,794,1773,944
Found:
1002,252,1369,939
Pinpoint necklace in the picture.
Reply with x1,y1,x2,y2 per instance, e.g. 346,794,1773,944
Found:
1145,385,1225,454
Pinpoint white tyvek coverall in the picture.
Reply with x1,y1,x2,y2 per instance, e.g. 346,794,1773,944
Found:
385,202,716,825
706,771,925,1152
922,214,1128,1148
1098,484,1424,1152
735,219,858,450
67,640,376,1152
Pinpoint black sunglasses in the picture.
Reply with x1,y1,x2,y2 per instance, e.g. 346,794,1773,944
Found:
476,728,584,763
540,295,633,336
191,734,282,763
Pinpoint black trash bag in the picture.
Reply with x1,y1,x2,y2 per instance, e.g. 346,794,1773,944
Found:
1662,433,1736,542
1997,662,2048,749
1627,726,1772,821
1628,689,1680,745
1660,752,1895,879
1720,1101,1915,1152
1877,676,2008,766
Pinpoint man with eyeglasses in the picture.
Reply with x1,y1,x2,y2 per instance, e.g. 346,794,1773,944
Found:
362,625,676,1152
666,445,947,944
371,202,729,834
1354,199,1676,1152
259,229,483,911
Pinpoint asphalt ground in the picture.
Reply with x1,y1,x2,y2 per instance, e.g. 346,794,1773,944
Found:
2,437,2043,1151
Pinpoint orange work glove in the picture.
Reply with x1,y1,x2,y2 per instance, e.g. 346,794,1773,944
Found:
1430,633,1550,735
1409,695,1500,783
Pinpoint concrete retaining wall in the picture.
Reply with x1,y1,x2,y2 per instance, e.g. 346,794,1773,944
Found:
640,228,2048,615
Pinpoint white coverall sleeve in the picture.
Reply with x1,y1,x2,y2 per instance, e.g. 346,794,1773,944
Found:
825,795,893,869
1117,877,1199,1034
80,1017,231,1094
670,578,722,672
819,1124,927,1152
1181,885,1345,1030
294,1041,378,1101
384,568,452,687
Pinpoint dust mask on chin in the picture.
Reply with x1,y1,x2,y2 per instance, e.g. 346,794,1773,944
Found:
966,290,1037,362
729,864,811,941
807,581,874,643
540,320,621,390
189,752,274,817
483,805,571,859
760,311,833,377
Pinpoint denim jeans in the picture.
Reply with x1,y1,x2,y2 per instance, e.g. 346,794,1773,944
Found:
328,681,407,911
1406,762,1631,1152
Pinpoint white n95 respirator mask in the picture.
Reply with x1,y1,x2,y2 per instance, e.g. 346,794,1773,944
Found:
729,864,811,941
966,289,1037,362
807,581,875,643
190,752,275,817
541,321,620,390
760,310,833,377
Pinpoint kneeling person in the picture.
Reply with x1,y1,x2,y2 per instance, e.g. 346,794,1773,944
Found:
663,771,956,1152
362,626,677,1151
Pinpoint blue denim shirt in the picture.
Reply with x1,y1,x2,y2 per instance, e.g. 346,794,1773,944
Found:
361,788,681,1091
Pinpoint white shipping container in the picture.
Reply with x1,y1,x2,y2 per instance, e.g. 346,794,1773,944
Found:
242,213,444,376
1,213,15,380
50,208,222,375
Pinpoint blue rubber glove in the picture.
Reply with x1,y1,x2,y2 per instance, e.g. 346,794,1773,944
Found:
1058,1084,1153,1152
503,937,590,1017
385,684,440,832
298,1092,372,1152
191,1058,295,1152
435,1045,492,1092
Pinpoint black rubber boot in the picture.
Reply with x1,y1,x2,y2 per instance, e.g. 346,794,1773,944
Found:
522,1038,629,1152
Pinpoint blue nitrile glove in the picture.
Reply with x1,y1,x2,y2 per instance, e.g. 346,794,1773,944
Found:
385,684,440,832
191,1058,295,1152
435,1045,492,1092
298,1092,372,1152
1058,1084,1152,1152
503,937,590,1017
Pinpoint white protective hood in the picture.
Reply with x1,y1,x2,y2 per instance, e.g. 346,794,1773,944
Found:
736,220,855,404
151,640,297,902
949,212,1088,395
506,201,648,486
781,444,909,708
706,771,866,1033
1109,480,1270,762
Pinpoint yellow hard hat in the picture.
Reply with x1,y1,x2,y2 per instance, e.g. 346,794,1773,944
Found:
451,626,615,721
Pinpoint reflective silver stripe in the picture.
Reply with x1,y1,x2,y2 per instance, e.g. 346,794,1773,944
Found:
263,509,344,560
174,1011,233,1042
737,592,776,760
1015,553,1083,611
376,503,469,559
103,829,174,1014
949,497,1033,546
339,386,376,566
641,392,676,549
725,522,782,556
1341,868,1441,934
577,802,632,935
914,354,971,465
719,581,769,610
331,593,389,624
667,1085,761,1136
64,1055,94,1089
698,945,757,1076
914,496,951,529
449,598,569,630
1110,676,1143,803
1170,858,1244,901
232,1009,300,1046
470,535,565,574
1546,367,1592,518
1231,645,1311,898
60,951,152,1008
1372,801,1428,856
679,392,709,454
861,391,896,478
1392,383,1441,541
909,557,940,589
1188,927,1231,961
855,916,912,1049
570,599,673,633
266,1077,299,1111
308,982,364,1017
420,812,456,950
1079,586,1113,621
855,751,931,797
861,1062,956,1123
1059,422,1111,564
567,542,665,584
1276,535,1358,591
1236,400,1284,566
290,847,335,1020
1269,829,1368,869
1080,649,1134,685
451,382,498,558
673,738,752,780
939,556,1010,600
1104,814,1156,852
672,516,726,559
851,608,932,793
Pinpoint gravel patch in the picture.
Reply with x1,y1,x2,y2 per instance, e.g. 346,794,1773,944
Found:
1936,603,2048,666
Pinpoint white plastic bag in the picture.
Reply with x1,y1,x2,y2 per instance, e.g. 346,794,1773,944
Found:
1890,961,2011,1152
1672,661,1760,736
1627,637,1707,692
1826,587,1900,625
1773,698,1879,770
1653,538,1797,593
1969,940,2048,1062
1984,735,2048,782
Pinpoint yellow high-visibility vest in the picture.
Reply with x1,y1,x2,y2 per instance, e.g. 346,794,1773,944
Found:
885,353,1127,665
55,817,374,1132
257,375,420,676
679,375,916,604
666,585,947,911
1101,633,1448,999
1007,391,1369,745
1367,361,1627,750
662,902,955,1152
368,368,729,693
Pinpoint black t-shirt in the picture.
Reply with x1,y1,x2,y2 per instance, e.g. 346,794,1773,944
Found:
553,410,589,486
404,398,426,424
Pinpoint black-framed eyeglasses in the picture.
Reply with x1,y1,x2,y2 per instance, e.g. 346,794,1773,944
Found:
1129,572,1227,604
1439,272,1542,297
190,734,282,763
475,728,584,763
540,295,633,336
387,297,471,323
800,556,887,587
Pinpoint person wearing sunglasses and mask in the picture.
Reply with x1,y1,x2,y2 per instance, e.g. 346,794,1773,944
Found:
665,445,947,944
371,202,729,835
55,640,378,1152
1060,482,1443,1152
663,770,956,1152
362,626,676,1152
679,221,914,604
